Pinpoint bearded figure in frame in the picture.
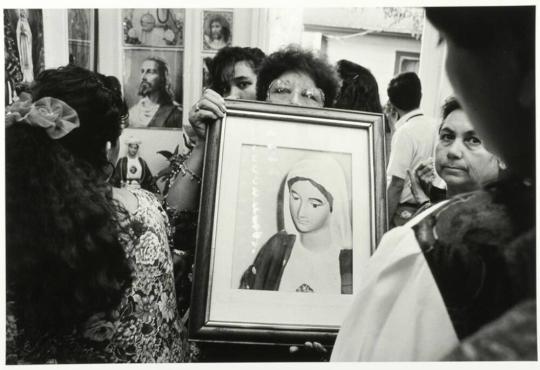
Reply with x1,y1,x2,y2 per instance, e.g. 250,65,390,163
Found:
240,156,353,295
203,14,231,50
128,56,182,128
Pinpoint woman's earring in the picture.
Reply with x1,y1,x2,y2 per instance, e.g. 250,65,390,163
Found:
498,160,507,170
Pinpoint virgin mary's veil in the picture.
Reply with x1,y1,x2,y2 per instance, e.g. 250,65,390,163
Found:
282,155,352,250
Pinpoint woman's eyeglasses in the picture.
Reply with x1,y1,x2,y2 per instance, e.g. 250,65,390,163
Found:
266,79,325,107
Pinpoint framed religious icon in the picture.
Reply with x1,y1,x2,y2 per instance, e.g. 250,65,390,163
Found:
122,49,183,129
122,9,185,48
202,10,233,51
189,100,387,346
4,9,45,105
68,9,97,71
112,128,186,194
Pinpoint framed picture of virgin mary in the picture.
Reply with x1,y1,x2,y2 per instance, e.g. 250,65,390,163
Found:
189,100,387,345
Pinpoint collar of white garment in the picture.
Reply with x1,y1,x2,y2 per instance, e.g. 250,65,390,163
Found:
395,108,423,131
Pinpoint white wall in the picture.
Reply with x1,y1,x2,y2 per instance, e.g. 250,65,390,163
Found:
43,9,69,68
325,34,421,104
418,18,454,120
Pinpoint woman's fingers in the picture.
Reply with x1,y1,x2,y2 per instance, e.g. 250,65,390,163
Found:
289,342,327,354
310,342,328,353
289,346,300,354
202,89,227,111
198,97,225,118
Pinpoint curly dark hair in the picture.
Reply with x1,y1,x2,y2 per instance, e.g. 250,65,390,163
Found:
335,59,382,113
209,46,266,96
256,46,339,107
6,65,132,341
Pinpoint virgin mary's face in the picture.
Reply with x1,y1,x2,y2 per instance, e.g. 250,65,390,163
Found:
289,180,331,233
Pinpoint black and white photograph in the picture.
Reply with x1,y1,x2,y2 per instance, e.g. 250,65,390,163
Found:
4,2,536,365
202,10,233,51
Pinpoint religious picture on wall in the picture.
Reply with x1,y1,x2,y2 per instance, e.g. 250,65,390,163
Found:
68,9,95,70
235,150,353,295
123,9,185,47
203,10,233,51
122,50,183,129
110,135,160,194
4,9,45,105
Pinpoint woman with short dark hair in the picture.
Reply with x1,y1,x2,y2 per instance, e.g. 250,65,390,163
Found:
256,45,339,108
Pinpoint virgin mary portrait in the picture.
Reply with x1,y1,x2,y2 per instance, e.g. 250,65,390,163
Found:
239,156,352,294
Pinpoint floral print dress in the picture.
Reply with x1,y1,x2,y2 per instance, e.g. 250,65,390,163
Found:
7,189,185,363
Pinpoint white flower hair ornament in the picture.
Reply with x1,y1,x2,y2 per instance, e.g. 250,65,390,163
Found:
6,93,80,139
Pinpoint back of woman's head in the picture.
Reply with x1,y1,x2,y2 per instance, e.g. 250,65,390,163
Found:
6,65,131,342
256,45,339,107
32,65,126,170
335,59,382,113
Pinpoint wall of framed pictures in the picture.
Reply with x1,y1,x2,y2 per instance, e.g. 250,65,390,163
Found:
17,7,451,190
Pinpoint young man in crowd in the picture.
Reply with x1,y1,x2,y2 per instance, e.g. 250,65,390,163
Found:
385,72,437,227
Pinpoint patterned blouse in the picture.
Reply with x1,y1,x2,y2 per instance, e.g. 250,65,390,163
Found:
7,189,186,363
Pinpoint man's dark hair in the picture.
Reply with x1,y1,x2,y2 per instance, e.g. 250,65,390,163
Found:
256,45,339,108
143,57,174,105
209,46,266,96
387,72,421,111
335,59,382,113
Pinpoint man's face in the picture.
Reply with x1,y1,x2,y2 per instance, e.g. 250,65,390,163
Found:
128,144,139,157
138,60,161,96
211,21,223,40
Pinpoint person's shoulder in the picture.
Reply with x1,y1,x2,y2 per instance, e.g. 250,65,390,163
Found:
112,187,139,214
413,189,514,248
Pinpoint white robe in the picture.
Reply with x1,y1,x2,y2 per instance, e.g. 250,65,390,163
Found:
331,201,459,361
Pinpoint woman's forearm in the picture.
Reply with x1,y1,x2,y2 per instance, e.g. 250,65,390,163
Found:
165,142,205,211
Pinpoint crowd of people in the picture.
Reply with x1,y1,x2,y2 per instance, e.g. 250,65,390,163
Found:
5,6,535,363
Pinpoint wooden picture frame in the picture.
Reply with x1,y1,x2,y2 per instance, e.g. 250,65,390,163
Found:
190,100,387,346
